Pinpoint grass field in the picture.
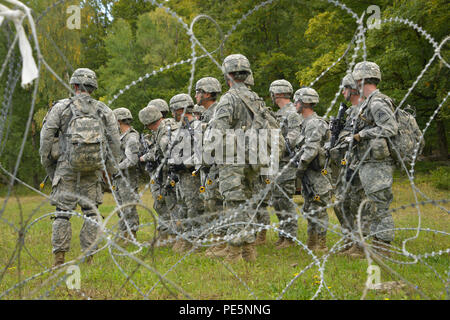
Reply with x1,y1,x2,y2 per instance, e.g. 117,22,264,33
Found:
0,168,448,300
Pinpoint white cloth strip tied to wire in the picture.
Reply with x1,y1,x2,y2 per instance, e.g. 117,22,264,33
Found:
0,2,38,88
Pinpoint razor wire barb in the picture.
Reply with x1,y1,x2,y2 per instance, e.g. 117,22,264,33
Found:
0,0,449,300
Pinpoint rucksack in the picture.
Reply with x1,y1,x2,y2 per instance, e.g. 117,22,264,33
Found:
365,93,425,167
65,98,107,172
388,103,425,167
229,88,286,170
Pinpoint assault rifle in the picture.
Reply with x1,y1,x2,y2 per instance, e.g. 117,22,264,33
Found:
321,102,348,175
139,133,159,173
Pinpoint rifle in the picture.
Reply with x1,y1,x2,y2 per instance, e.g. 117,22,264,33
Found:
321,102,348,175
139,133,160,173
301,172,321,202
280,118,300,167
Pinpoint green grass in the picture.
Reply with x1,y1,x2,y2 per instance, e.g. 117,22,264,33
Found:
0,169,448,300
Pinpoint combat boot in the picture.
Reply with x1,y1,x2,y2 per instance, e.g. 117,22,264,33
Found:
276,238,296,249
274,236,285,248
172,238,184,252
337,238,354,254
255,230,267,245
224,245,242,263
315,235,329,253
242,242,257,262
306,233,318,251
53,252,65,267
205,243,227,258
373,238,392,258
347,244,365,259
210,243,230,258
178,240,193,253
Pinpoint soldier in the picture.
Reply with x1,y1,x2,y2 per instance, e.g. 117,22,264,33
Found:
112,107,140,242
349,61,398,257
40,68,121,267
329,74,372,257
294,87,332,253
139,102,178,247
168,93,205,253
141,99,178,246
193,77,227,257
269,80,303,249
204,54,265,263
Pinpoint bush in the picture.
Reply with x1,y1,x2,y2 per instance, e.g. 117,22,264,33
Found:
430,166,450,190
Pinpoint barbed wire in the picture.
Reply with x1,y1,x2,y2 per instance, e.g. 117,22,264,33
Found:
0,0,448,301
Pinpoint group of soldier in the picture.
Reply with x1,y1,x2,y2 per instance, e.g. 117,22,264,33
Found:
40,53,399,267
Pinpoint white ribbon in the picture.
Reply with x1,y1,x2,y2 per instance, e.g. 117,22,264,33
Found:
0,2,38,88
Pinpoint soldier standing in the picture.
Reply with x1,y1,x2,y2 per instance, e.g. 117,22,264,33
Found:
140,99,178,246
350,61,398,257
204,54,265,263
294,87,332,253
40,68,121,267
139,102,179,247
168,94,205,253
269,80,303,249
112,108,141,243
193,77,228,257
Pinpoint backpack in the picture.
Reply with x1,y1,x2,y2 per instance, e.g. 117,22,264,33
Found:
388,103,425,167
65,98,107,172
366,93,425,167
229,88,286,170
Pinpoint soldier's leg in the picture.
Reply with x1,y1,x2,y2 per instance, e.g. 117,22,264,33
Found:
79,177,103,255
220,165,257,262
50,176,77,264
366,187,394,243
272,178,298,246
303,192,330,251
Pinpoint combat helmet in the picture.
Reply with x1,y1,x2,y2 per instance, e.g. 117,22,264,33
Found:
169,93,195,113
294,87,319,105
69,68,98,90
195,77,222,94
139,105,162,126
147,98,169,114
352,61,381,81
269,79,293,100
113,107,133,121
222,54,254,86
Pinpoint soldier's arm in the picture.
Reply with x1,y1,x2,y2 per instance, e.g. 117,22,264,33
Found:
358,99,398,140
101,105,122,162
119,133,140,170
299,119,323,168
39,105,60,167
285,112,302,149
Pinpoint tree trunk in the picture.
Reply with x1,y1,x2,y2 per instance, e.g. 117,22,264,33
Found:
436,118,448,160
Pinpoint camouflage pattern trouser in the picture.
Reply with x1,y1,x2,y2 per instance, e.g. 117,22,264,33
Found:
113,175,140,233
219,165,262,246
151,179,177,236
202,166,226,236
359,162,395,243
334,170,373,238
302,191,331,238
272,165,298,239
178,171,205,237
50,174,103,254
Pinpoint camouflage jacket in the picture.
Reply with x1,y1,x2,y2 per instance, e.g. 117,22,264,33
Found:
204,82,258,163
39,93,121,180
275,102,303,161
201,101,218,124
354,89,398,164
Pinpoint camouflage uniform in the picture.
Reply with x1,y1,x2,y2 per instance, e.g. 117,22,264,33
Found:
167,94,205,242
40,69,121,257
139,107,179,237
294,88,332,250
206,77,262,246
270,80,303,242
112,108,141,235
350,62,398,246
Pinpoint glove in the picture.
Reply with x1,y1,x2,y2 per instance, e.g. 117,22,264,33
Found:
353,133,361,142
